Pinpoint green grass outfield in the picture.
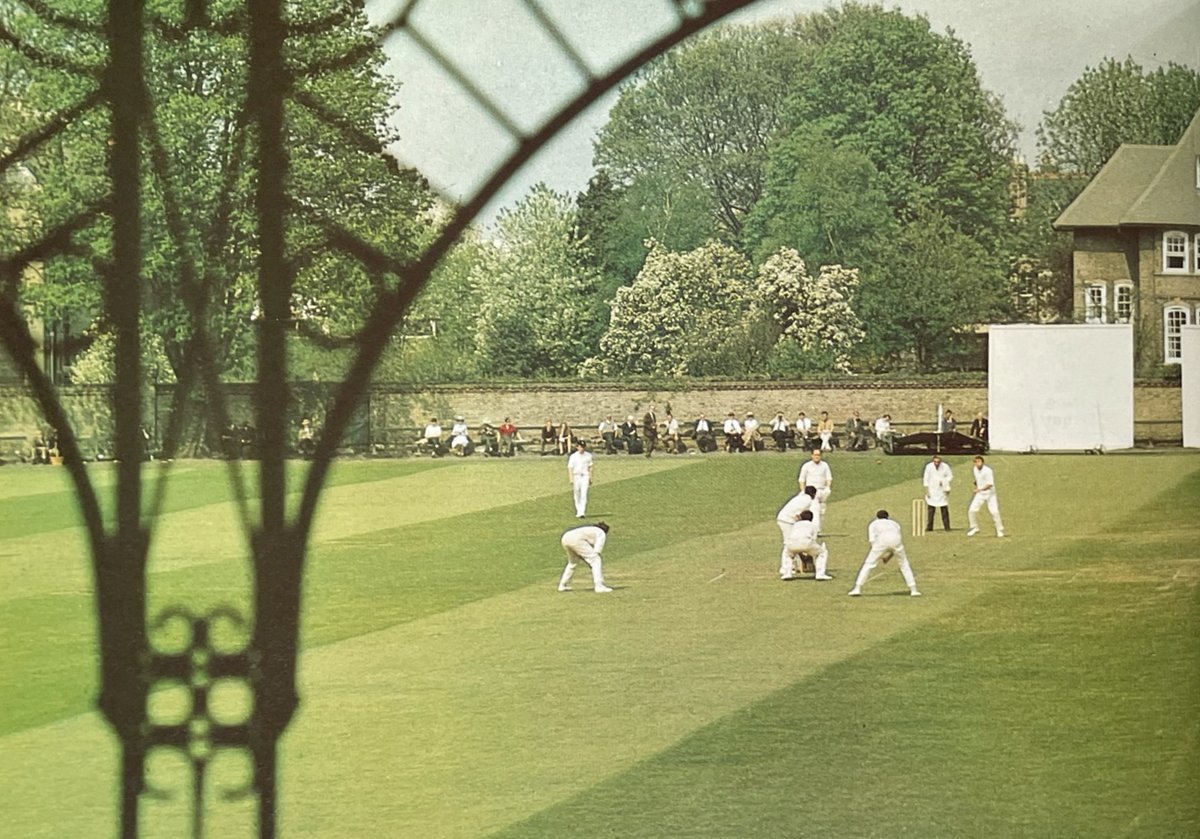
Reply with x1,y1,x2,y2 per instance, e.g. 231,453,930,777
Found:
1,450,1198,837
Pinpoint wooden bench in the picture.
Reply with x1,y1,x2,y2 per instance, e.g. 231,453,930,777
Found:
0,431,30,462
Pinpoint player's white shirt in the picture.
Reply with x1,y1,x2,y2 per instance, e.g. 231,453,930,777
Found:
723,418,742,434
776,492,815,523
771,416,789,432
796,416,812,433
564,525,606,552
874,417,891,436
666,417,680,434
798,459,833,490
785,520,820,552
868,517,903,548
450,421,468,437
744,417,760,433
923,461,953,504
423,423,442,439
973,464,996,495
567,450,593,477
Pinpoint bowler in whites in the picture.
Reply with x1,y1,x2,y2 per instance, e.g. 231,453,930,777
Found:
966,455,1005,537
558,521,613,593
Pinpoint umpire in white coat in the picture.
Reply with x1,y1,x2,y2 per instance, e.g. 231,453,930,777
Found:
922,454,954,532
558,522,613,593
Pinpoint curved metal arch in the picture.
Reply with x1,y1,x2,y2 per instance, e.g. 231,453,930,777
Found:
0,1,766,835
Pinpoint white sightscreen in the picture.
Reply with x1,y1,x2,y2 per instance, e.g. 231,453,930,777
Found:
988,325,1134,451
1183,326,1200,448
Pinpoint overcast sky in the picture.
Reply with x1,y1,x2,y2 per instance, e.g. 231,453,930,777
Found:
365,0,1200,224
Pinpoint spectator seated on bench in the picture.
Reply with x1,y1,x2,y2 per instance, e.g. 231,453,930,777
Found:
663,414,686,453
844,410,871,451
722,412,744,452
297,417,317,458
32,429,51,464
497,418,518,456
540,419,557,455
449,416,474,456
618,416,638,453
693,414,717,453
415,417,446,457
816,411,836,451
477,422,500,457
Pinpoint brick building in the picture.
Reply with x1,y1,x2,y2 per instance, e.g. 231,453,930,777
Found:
1054,108,1200,374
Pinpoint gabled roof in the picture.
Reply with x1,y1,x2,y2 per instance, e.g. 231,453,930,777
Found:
1053,108,1200,230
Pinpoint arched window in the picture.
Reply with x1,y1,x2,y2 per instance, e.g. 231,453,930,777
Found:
1113,283,1133,323
1164,305,1189,363
1163,231,1188,272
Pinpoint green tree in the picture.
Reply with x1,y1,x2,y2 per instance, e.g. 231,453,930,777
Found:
743,125,895,268
1037,57,1200,174
778,2,1017,241
5,0,436,381
471,184,602,377
856,209,1008,370
594,22,804,243
575,168,715,288
588,240,761,377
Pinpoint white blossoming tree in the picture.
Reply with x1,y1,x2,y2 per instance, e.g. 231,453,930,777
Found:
589,240,759,377
753,247,865,375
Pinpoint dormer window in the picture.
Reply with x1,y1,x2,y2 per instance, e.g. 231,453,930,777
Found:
1163,231,1188,272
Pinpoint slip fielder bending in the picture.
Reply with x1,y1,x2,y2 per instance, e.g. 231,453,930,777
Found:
558,521,613,593
848,510,921,597
966,455,1005,537
797,449,833,533
775,487,819,579
566,440,594,518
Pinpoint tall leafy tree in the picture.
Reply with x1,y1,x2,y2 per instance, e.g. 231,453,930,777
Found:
777,2,1017,241
471,184,601,378
5,0,436,381
574,168,714,288
857,209,1008,370
1037,57,1200,174
743,125,895,268
593,22,804,243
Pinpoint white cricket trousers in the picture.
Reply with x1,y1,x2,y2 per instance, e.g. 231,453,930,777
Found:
559,533,605,590
852,541,917,592
572,475,589,516
781,529,828,578
967,491,1004,534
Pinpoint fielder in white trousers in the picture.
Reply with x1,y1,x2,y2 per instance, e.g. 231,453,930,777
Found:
775,487,818,577
797,449,833,533
849,511,920,597
558,522,612,593
783,512,832,580
566,441,594,518
966,455,1005,537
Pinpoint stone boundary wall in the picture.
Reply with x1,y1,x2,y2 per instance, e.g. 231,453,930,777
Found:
0,380,1186,455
